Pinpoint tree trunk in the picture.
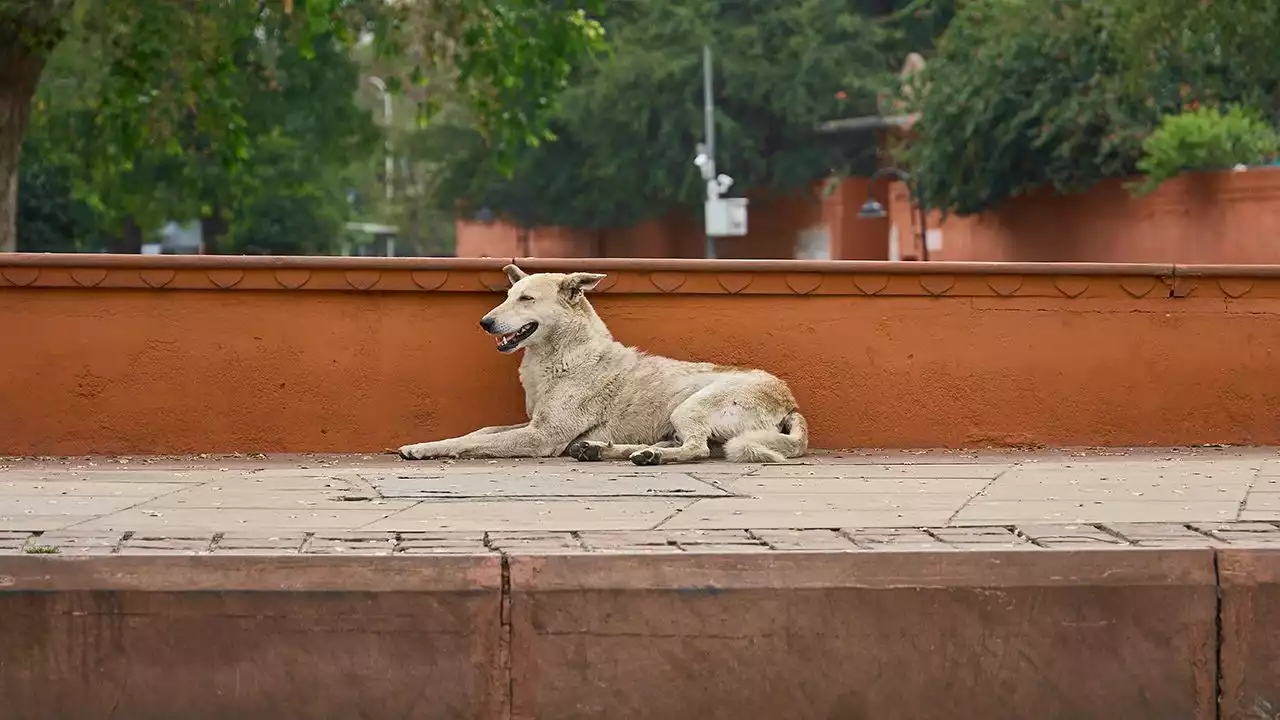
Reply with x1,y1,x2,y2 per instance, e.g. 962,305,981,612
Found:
104,216,143,254
0,47,47,253
201,205,228,254
1,4,73,252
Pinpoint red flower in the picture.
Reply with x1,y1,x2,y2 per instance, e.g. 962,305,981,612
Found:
835,90,848,100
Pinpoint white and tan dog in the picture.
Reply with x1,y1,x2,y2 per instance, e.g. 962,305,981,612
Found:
397,264,807,465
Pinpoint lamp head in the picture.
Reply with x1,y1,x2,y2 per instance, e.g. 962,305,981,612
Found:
857,199,887,219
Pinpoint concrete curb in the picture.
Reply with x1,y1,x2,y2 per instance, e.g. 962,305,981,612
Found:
3,544,1273,719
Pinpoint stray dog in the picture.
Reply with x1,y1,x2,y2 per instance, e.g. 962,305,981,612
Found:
398,264,808,465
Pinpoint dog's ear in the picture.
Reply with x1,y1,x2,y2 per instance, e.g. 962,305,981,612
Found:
560,272,607,302
503,264,529,286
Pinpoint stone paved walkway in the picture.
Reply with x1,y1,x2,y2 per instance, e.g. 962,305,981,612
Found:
4,447,1280,554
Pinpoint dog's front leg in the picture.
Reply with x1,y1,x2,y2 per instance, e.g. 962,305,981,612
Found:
399,425,567,460
460,422,529,438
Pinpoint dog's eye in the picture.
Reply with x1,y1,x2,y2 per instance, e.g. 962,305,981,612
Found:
518,295,534,302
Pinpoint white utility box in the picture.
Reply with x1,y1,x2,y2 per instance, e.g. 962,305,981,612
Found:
705,197,749,237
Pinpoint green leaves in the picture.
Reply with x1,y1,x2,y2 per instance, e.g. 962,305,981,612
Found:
1133,105,1280,195
15,0,609,251
427,0,895,230
902,0,1280,216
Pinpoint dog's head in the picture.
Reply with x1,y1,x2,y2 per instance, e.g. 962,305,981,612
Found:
479,264,607,353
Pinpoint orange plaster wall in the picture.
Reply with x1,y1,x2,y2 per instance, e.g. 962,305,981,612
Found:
886,168,1280,264
3,255,1279,455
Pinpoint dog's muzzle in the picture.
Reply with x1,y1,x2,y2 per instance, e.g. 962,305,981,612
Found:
491,322,538,353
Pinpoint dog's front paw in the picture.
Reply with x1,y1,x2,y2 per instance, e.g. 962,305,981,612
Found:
399,443,449,460
567,440,605,462
629,448,662,466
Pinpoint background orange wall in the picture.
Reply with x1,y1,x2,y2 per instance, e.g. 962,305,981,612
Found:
887,169,1280,263
3,255,1279,455
455,178,890,261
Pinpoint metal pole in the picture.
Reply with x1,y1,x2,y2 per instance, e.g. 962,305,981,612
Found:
368,77,394,204
383,92,394,204
702,45,716,259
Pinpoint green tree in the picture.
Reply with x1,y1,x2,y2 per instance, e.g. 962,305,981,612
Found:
15,141,96,253
899,0,1280,216
24,9,383,253
0,0,605,252
1103,0,1280,116
427,0,898,230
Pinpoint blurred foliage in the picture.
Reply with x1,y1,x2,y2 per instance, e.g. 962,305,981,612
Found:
25,8,380,252
15,141,96,253
1134,105,1280,196
899,0,1280,216
3,0,606,251
424,0,917,230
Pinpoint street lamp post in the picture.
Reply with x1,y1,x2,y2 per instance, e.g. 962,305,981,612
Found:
694,46,748,253
367,76,394,204
367,76,396,257
857,166,930,261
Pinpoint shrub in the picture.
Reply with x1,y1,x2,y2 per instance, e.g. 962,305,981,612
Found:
896,0,1278,216
898,0,1161,216
1132,105,1280,195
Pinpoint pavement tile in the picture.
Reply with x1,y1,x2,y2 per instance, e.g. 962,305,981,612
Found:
749,529,858,552
397,532,492,555
213,532,308,554
992,460,1258,484
726,477,989,496
0,495,141,515
927,526,1031,548
1015,523,1126,548
10,470,227,484
1101,522,1219,547
120,534,215,554
142,487,410,510
0,515,104,531
750,464,1009,480
953,500,1240,525
24,532,123,555
369,471,727,499
303,532,399,555
577,531,685,553
0,480,189,497
0,530,35,553
842,528,944,550
363,499,689,532
70,507,398,533
979,483,1248,502
661,497,954,529
659,529,768,553
485,531,584,555
1242,493,1280,512
1190,521,1280,545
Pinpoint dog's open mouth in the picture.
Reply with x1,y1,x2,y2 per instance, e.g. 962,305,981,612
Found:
493,322,538,353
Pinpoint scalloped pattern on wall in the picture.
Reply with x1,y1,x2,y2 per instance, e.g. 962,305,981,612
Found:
1,255,1278,299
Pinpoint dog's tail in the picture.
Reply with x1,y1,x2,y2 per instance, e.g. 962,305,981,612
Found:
724,411,809,463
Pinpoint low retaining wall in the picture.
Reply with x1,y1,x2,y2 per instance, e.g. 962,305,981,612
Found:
3,254,1280,454
0,548,1242,719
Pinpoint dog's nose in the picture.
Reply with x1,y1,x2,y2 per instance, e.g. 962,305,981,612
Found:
479,317,497,333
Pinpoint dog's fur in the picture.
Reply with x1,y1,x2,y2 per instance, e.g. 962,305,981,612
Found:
397,264,807,465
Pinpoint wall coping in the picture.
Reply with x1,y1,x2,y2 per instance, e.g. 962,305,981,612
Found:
1,253,1278,297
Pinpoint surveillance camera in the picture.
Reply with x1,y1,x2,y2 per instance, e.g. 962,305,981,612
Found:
716,174,733,190
693,153,709,168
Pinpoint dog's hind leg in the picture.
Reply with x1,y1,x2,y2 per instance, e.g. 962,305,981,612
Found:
631,375,795,465
628,393,719,466
568,439,676,462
